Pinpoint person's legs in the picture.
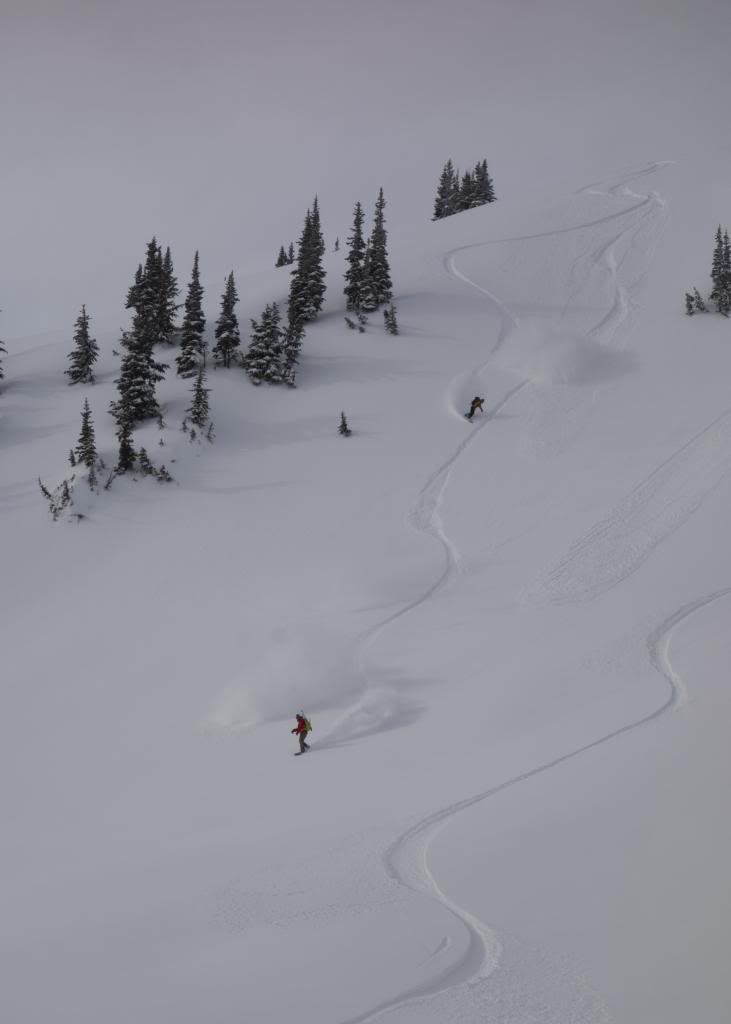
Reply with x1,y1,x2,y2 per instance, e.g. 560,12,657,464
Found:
299,733,308,753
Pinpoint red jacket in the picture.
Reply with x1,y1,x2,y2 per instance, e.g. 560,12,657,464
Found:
293,717,309,735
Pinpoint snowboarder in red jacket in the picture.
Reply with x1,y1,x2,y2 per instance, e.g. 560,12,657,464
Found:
291,713,312,754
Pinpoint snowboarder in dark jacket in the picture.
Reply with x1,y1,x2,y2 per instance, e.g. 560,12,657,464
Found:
466,396,485,420
292,713,312,753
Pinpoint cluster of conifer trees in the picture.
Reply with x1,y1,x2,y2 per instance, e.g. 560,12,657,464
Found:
275,243,295,267
41,186,397,510
344,188,393,314
686,226,731,317
433,159,496,220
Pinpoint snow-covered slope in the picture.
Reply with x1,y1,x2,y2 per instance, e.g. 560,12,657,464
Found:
4,153,731,1022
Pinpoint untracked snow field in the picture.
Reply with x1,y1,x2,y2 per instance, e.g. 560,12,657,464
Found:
3,155,731,1022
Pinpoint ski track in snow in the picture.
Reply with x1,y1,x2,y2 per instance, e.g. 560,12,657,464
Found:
533,404,731,604
339,585,731,1024
334,164,709,1024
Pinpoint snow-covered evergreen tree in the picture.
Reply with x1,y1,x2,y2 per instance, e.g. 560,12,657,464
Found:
344,201,370,312
710,226,725,310
281,320,304,387
159,246,179,344
126,263,144,311
288,209,313,329
115,409,136,473
287,242,295,264
367,188,393,306
457,170,476,211
212,272,241,368
246,302,286,385
276,246,288,268
310,195,327,314
339,412,352,436
137,447,155,475
383,302,399,335
433,160,459,220
433,159,494,219
126,238,178,344
0,336,5,383
65,305,99,385
112,293,168,424
139,239,163,321
187,367,210,428
75,397,98,468
288,198,327,329
475,159,496,203
176,251,206,377
721,229,731,316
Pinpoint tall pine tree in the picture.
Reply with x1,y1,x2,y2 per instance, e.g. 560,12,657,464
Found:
187,367,210,428
310,195,326,304
288,209,314,330
159,246,179,344
126,263,144,311
113,244,169,425
212,272,241,368
176,251,206,377
112,313,167,424
276,246,288,267
710,226,731,316
433,160,459,220
457,170,476,211
474,159,496,203
367,187,393,307
288,198,326,328
75,398,98,468
344,201,369,312
65,305,99,385
115,407,136,473
710,226,724,306
722,229,731,316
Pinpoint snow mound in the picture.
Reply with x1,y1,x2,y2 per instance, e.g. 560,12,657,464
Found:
496,321,637,386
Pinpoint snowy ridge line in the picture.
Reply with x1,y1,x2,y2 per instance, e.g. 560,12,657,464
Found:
335,166,674,1023
534,403,731,605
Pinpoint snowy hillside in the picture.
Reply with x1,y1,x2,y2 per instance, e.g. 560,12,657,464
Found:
4,1,731,1021
4,155,731,1023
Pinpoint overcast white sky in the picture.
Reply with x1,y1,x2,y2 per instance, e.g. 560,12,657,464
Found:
2,0,729,338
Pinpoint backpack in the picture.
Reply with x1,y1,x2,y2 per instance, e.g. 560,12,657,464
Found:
304,717,313,733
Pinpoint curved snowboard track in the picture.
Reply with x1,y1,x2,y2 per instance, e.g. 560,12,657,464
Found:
337,165,703,1024
339,586,731,1024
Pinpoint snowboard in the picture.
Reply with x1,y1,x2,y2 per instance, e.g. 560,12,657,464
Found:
294,749,311,756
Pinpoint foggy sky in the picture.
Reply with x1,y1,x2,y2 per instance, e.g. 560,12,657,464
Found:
2,0,729,338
